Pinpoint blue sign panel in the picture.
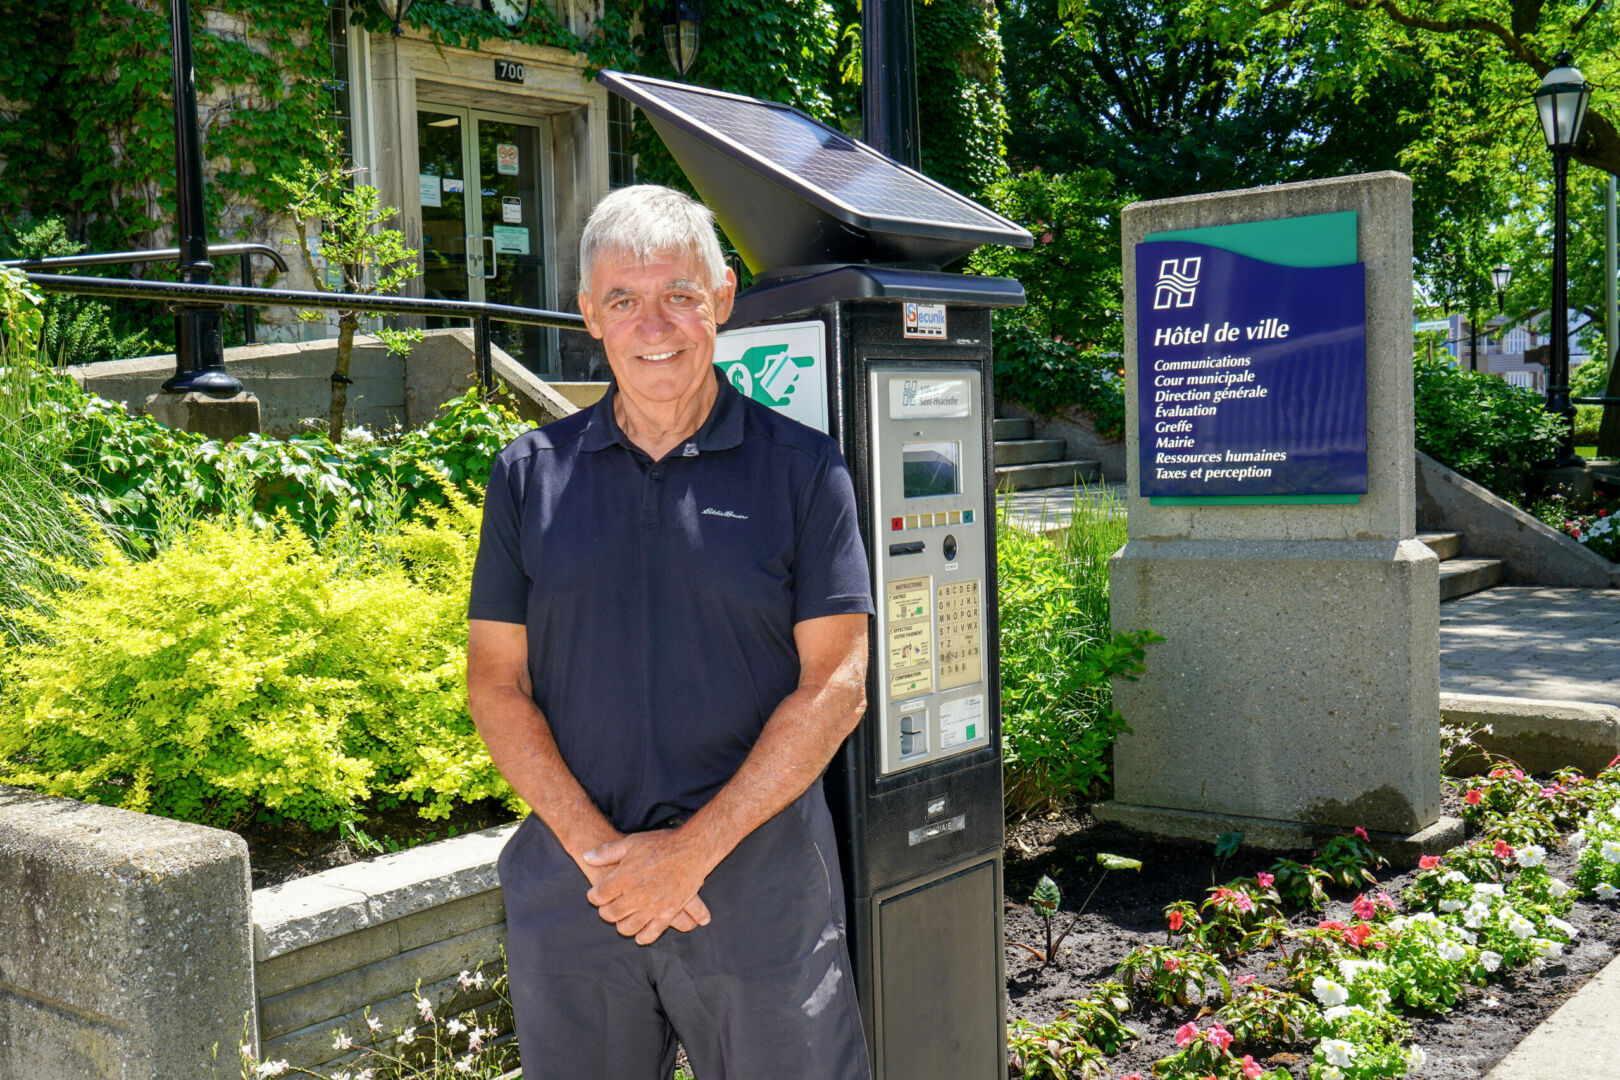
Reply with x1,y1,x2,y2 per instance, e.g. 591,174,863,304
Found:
1135,238,1367,501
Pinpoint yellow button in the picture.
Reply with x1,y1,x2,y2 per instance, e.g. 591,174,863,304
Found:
949,510,962,525
923,513,937,527
905,515,918,529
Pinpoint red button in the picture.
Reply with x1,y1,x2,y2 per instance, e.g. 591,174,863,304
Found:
891,517,903,531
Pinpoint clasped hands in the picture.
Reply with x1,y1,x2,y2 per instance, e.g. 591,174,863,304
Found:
580,826,715,945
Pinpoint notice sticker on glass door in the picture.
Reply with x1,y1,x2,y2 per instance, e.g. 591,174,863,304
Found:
502,196,522,224
492,225,529,255
496,143,520,175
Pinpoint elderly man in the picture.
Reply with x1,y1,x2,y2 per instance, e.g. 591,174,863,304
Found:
466,184,875,1079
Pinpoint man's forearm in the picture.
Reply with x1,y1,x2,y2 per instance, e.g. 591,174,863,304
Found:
469,683,620,863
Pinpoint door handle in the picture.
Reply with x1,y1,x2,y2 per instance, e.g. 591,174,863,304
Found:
480,235,497,280
465,234,480,280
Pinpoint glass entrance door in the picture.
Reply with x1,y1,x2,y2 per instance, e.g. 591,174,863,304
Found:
416,107,554,373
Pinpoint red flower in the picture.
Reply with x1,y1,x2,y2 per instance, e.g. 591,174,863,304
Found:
1165,957,1180,972
1318,919,1347,931
1257,871,1275,888
1206,1024,1234,1051
1466,788,1483,805
1242,1056,1264,1080
1176,1022,1199,1047
1169,910,1185,932
1419,855,1440,870
1494,839,1514,859
1344,923,1374,947
1490,768,1509,778
1353,826,1370,840
1352,893,1377,920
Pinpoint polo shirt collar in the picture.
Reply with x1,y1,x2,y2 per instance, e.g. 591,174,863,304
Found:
579,368,746,455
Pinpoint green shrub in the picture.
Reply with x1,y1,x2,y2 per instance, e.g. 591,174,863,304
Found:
997,490,1158,814
46,383,532,546
0,216,158,366
1413,352,1565,502
0,268,110,645
991,318,1126,438
0,495,516,830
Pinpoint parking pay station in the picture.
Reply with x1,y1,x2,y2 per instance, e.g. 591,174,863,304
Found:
597,72,1031,1078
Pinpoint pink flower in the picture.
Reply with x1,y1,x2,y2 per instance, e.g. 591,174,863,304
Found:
1419,855,1440,870
1257,871,1275,888
1169,910,1185,932
1353,826,1370,840
1039,232,1054,244
1466,788,1483,805
1512,769,1525,781
1120,1075,1144,1080
1236,973,1258,985
1165,957,1180,972
1377,891,1396,910
1242,1055,1264,1079
1490,768,1509,778
1176,1022,1199,1047
1206,1024,1234,1051
1495,839,1514,860
1352,893,1377,920
1345,923,1374,947
1318,919,1347,931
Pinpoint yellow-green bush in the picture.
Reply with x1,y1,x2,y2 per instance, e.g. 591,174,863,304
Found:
0,493,516,829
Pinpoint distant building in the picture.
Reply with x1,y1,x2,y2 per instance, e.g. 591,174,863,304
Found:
1440,312,1591,394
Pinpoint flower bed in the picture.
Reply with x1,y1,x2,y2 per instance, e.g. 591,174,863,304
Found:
1004,758,1620,1079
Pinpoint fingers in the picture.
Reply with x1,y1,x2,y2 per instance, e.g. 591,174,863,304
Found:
670,909,697,933
684,894,712,927
582,839,628,867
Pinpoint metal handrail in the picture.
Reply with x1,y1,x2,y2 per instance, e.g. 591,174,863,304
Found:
4,243,292,345
23,272,588,391
1573,396,1620,405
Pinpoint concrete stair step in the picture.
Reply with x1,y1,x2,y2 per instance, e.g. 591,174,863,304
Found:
993,417,1034,441
1440,557,1505,602
995,460,1102,492
1419,531,1464,562
994,438,1068,467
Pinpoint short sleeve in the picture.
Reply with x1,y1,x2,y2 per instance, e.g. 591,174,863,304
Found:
792,443,876,624
468,451,530,624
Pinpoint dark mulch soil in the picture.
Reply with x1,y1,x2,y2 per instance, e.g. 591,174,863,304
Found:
1003,788,1620,1079
238,798,519,890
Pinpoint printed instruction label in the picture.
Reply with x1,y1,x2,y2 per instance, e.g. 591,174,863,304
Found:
885,575,934,700
939,694,984,750
936,578,983,691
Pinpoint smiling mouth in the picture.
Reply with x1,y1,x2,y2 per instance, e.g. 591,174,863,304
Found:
639,349,681,361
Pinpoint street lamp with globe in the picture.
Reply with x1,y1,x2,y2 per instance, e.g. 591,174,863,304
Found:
1534,51,1592,467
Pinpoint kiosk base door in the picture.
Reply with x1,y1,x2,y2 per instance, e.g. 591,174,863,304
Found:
873,856,1004,1078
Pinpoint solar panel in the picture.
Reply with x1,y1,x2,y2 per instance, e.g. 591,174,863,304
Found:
597,71,1031,272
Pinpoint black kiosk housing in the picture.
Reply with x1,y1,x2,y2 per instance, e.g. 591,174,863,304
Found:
598,72,1031,1078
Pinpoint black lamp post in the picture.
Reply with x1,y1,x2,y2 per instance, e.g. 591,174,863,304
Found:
1491,263,1512,312
1535,50,1591,467
661,0,703,77
162,0,240,396
862,0,920,169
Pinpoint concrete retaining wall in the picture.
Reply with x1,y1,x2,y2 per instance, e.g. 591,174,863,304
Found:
0,786,256,1080
1000,399,1128,482
1415,450,1619,588
252,823,519,1070
68,329,577,438
1442,693,1620,777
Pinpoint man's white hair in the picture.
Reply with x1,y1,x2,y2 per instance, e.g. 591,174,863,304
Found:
578,184,727,294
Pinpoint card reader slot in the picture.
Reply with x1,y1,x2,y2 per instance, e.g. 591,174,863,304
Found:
888,541,926,556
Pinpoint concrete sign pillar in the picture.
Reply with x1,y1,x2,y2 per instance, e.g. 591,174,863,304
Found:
1100,172,1460,851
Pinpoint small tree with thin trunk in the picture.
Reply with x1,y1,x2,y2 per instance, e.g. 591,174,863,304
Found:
273,129,421,442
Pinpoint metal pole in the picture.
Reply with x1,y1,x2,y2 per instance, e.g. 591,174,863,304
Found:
241,254,256,346
862,0,920,169
162,0,241,396
1607,175,1617,369
475,314,494,392
1549,148,1579,465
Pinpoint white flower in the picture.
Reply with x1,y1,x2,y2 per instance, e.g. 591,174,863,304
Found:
1312,977,1350,1007
1320,1069,1344,1080
453,1058,475,1075
1480,950,1503,972
446,1018,467,1035
255,1063,290,1078
1441,870,1469,885
1409,911,1440,925
358,1072,373,1080
1549,878,1572,898
1505,912,1536,939
1323,1004,1352,1021
332,1031,354,1051
1600,839,1620,864
1464,900,1491,928
1320,1038,1358,1067
1438,940,1468,962
240,1044,255,1061
1532,938,1565,959
1369,989,1391,1007
1473,882,1505,897
471,971,487,989
416,997,435,1023
1517,844,1547,868
1440,898,1466,913
1569,830,1588,849
1548,916,1580,939
1406,1045,1428,1069
366,1016,383,1033
1596,883,1620,901
397,1026,417,1046
330,1072,352,1080
457,970,474,991
1457,927,1478,944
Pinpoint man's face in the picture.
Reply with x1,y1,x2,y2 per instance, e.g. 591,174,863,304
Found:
578,247,737,405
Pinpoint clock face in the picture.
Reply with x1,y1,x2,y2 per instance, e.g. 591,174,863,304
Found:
487,0,530,27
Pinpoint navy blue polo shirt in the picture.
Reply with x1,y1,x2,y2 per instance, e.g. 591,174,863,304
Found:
468,371,874,834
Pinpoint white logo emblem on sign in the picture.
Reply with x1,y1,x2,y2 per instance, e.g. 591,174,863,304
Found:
1153,257,1202,309
713,320,829,433
903,302,947,339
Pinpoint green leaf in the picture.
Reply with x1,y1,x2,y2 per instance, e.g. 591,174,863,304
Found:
1097,853,1142,872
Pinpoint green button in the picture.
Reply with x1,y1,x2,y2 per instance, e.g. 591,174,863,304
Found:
966,724,977,739
963,509,974,524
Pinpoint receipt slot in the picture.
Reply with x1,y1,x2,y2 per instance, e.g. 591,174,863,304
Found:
597,70,1032,1078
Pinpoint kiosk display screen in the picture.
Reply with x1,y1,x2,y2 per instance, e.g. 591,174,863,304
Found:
902,441,961,499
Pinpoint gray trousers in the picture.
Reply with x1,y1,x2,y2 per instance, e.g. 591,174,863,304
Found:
498,787,871,1080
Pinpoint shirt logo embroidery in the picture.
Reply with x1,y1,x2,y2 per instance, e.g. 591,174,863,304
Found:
683,442,699,457
702,507,749,520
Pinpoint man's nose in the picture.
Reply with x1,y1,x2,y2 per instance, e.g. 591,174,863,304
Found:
636,304,674,340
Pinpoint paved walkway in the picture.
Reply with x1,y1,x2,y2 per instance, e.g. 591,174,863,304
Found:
999,483,1127,533
1439,587,1620,706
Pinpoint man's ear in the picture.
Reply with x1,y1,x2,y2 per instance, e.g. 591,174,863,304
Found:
712,267,737,325
578,289,604,340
